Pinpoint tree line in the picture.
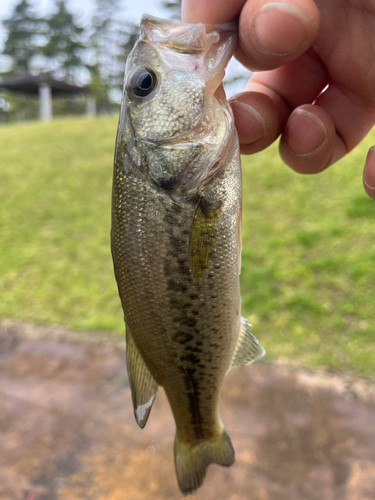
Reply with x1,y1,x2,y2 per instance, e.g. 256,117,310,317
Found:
0,0,181,116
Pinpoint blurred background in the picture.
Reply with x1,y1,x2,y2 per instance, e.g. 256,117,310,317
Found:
0,0,249,122
0,1,374,499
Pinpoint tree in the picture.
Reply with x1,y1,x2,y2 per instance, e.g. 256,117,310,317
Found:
42,0,88,84
161,0,182,20
2,0,45,77
89,0,139,108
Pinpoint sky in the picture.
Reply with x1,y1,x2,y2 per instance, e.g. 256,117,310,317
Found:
0,0,173,32
0,0,168,45
0,0,250,95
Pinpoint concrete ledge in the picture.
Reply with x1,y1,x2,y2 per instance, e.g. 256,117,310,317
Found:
1,318,375,500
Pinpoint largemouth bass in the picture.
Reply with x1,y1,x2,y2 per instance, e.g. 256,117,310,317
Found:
111,15,265,495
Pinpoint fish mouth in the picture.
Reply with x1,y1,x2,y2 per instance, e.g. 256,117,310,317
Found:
141,15,237,53
140,15,238,95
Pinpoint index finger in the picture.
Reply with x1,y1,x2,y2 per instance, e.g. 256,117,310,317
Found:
182,0,320,72
182,0,246,24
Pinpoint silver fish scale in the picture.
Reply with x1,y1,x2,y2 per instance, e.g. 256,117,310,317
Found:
129,75,205,142
112,139,241,442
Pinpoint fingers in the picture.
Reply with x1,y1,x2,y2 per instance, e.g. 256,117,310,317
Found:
314,83,375,153
249,51,328,111
182,0,320,72
230,59,375,176
279,104,341,174
230,92,279,154
182,0,246,24
280,84,375,174
364,147,375,200
229,91,339,173
237,0,320,71
229,51,329,155
183,0,375,198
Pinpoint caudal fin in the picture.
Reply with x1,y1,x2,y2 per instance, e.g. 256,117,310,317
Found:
174,429,235,495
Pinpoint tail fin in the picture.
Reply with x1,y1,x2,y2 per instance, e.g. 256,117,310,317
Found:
174,429,235,495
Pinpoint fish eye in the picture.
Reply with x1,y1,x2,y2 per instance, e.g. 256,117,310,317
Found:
128,68,157,98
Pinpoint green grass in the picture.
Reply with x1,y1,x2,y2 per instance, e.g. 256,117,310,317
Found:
0,116,374,376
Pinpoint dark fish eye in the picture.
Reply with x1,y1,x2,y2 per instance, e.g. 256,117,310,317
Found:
128,68,157,98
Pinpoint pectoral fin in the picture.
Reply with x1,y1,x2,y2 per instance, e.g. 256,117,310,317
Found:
126,327,159,428
230,318,265,369
190,198,221,278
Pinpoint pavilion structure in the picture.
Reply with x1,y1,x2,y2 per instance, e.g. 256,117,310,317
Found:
0,73,96,121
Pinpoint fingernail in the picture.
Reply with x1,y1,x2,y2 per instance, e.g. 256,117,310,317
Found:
364,146,375,190
230,101,267,144
254,2,311,56
286,109,327,155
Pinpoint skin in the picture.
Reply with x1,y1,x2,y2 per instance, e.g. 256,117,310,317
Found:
181,0,375,200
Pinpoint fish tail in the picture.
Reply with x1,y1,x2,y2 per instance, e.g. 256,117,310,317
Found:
174,428,235,495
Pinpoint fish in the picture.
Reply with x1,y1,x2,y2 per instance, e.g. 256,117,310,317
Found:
111,14,265,495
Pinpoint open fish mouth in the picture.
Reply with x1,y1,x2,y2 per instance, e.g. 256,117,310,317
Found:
140,14,238,94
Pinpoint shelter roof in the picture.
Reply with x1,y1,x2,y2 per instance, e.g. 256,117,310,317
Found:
0,74,90,96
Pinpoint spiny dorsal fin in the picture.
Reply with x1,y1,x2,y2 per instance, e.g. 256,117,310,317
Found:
230,318,265,369
126,327,159,428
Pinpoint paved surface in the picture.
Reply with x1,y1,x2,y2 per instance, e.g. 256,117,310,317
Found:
0,320,375,500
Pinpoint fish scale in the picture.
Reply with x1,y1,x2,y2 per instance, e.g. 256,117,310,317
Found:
113,162,239,427
111,15,265,495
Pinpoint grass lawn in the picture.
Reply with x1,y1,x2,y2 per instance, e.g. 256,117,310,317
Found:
0,116,374,376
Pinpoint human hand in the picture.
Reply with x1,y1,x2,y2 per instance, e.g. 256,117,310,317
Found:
181,0,375,200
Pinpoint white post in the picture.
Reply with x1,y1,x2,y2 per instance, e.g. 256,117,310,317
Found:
39,83,52,121
86,96,96,117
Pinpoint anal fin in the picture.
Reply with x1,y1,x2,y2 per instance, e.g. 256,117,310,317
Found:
126,327,159,428
230,317,265,369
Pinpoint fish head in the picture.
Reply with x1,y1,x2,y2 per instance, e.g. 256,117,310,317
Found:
117,15,237,194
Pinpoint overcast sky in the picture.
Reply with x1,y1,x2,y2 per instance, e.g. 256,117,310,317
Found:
0,0,164,24
0,0,167,49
